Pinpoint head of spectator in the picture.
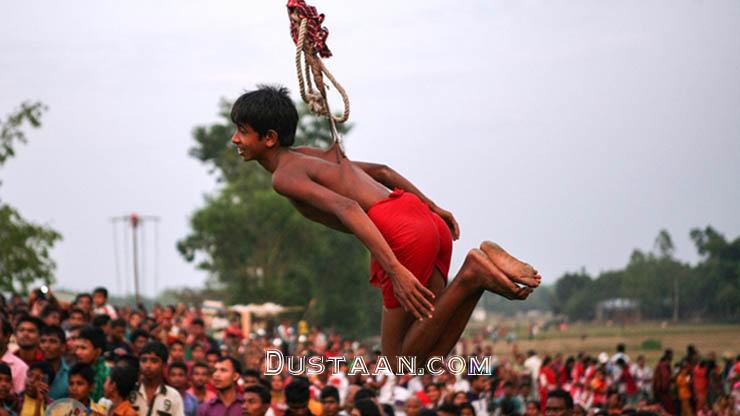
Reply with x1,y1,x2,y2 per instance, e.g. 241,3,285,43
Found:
25,361,55,399
242,368,262,388
39,325,66,365
404,396,422,416
191,343,206,363
68,307,88,328
129,329,150,356
0,363,13,403
68,362,94,405
519,382,532,400
92,287,109,308
270,374,284,393
40,304,62,328
15,314,44,363
74,293,93,315
546,389,574,416
459,403,475,416
139,341,168,387
243,384,272,416
128,311,144,330
76,326,106,365
206,349,221,372
92,314,112,336
502,380,515,398
104,364,139,406
110,318,127,342
190,318,206,339
285,376,311,416
169,340,186,363
661,349,673,363
437,404,460,416
469,374,488,394
424,383,442,406
190,362,211,392
320,385,340,416
525,400,540,416
167,361,189,393
0,317,12,357
212,356,241,393
352,399,381,416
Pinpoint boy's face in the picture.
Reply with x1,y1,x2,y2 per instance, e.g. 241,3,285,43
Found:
75,339,100,364
232,125,275,161
25,368,46,397
16,322,40,349
68,374,92,402
140,353,164,382
191,366,210,388
0,374,12,400
243,392,269,416
40,334,64,360
170,344,185,361
93,293,106,307
167,368,188,390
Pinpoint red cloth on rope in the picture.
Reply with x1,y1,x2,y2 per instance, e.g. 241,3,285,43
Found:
287,0,332,58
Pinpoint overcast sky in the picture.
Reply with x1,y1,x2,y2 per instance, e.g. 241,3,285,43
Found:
1,1,739,298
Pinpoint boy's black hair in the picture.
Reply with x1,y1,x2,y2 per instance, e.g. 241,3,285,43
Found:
230,85,299,147
320,385,339,402
438,404,460,416
92,314,111,328
111,318,127,329
140,341,168,363
547,389,574,410
40,325,66,343
114,354,140,372
192,361,209,372
129,329,149,343
170,339,185,348
15,314,45,332
354,388,376,401
354,399,381,416
285,376,310,404
79,326,106,350
0,317,11,337
40,304,60,319
29,361,55,384
459,403,475,416
75,293,92,303
217,355,243,375
168,361,188,374
93,287,108,298
0,362,11,378
242,368,261,378
244,384,272,405
108,364,138,398
191,318,205,326
69,362,95,385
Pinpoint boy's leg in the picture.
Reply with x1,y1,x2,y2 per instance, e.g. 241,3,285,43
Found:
386,249,531,365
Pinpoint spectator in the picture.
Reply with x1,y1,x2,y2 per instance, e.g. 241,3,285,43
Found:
197,356,243,416
188,362,217,405
0,317,27,395
13,316,45,366
103,365,139,416
242,369,262,388
39,305,61,328
320,386,342,416
0,363,19,416
545,389,573,416
108,318,132,356
437,404,460,416
352,399,380,416
168,362,199,416
65,307,88,330
74,294,94,318
92,287,118,319
170,340,187,364
243,384,272,416
39,325,69,400
75,326,109,402
19,361,54,416
133,341,184,416
68,363,95,410
129,330,150,357
493,381,524,416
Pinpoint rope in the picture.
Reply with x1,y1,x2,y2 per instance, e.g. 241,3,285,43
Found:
288,1,350,149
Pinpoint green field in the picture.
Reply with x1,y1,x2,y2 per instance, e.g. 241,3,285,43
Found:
481,322,740,367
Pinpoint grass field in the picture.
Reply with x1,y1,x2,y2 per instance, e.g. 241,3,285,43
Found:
479,322,740,367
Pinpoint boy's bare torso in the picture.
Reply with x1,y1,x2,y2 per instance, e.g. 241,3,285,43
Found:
273,145,389,231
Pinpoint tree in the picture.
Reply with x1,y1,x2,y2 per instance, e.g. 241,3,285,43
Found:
0,102,62,294
178,100,381,337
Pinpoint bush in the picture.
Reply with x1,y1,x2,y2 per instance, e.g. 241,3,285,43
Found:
641,339,662,350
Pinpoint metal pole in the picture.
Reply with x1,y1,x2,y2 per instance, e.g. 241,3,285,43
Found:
132,215,141,306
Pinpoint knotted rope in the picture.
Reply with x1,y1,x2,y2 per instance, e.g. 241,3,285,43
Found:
287,0,350,149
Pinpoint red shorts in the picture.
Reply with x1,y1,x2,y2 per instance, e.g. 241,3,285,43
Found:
368,189,453,309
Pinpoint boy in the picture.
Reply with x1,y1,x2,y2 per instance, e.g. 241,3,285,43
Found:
19,362,54,416
103,365,139,416
132,342,184,416
75,326,109,402
92,287,118,319
167,362,199,416
39,325,69,400
0,363,19,416
242,384,271,416
229,86,541,366
67,363,95,411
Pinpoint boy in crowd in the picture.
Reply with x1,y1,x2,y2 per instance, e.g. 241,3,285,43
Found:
132,342,184,416
320,386,343,416
75,326,109,402
19,362,54,416
13,316,44,366
0,318,27,395
92,288,118,319
197,357,243,416
0,363,19,416
68,363,95,411
39,325,69,400
229,86,540,366
103,365,139,416
188,362,217,405
242,384,272,416
167,362,199,416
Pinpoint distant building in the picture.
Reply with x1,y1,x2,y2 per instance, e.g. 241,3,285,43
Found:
595,298,641,322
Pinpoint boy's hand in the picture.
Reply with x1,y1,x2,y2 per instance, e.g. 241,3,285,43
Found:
431,206,460,240
390,265,436,320
37,381,49,399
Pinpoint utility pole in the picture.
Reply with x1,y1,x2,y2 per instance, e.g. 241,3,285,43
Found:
111,213,160,306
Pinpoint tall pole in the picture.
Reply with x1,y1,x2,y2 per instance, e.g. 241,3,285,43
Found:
131,213,141,306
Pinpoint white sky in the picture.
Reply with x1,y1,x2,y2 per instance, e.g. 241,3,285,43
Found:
1,0,739,297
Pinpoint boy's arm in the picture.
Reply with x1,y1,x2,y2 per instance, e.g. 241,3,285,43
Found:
273,170,436,320
354,161,460,240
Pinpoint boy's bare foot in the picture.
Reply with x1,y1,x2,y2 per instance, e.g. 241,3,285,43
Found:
459,249,532,300
479,241,541,288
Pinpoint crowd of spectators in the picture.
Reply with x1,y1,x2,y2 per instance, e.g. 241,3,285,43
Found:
0,286,738,416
